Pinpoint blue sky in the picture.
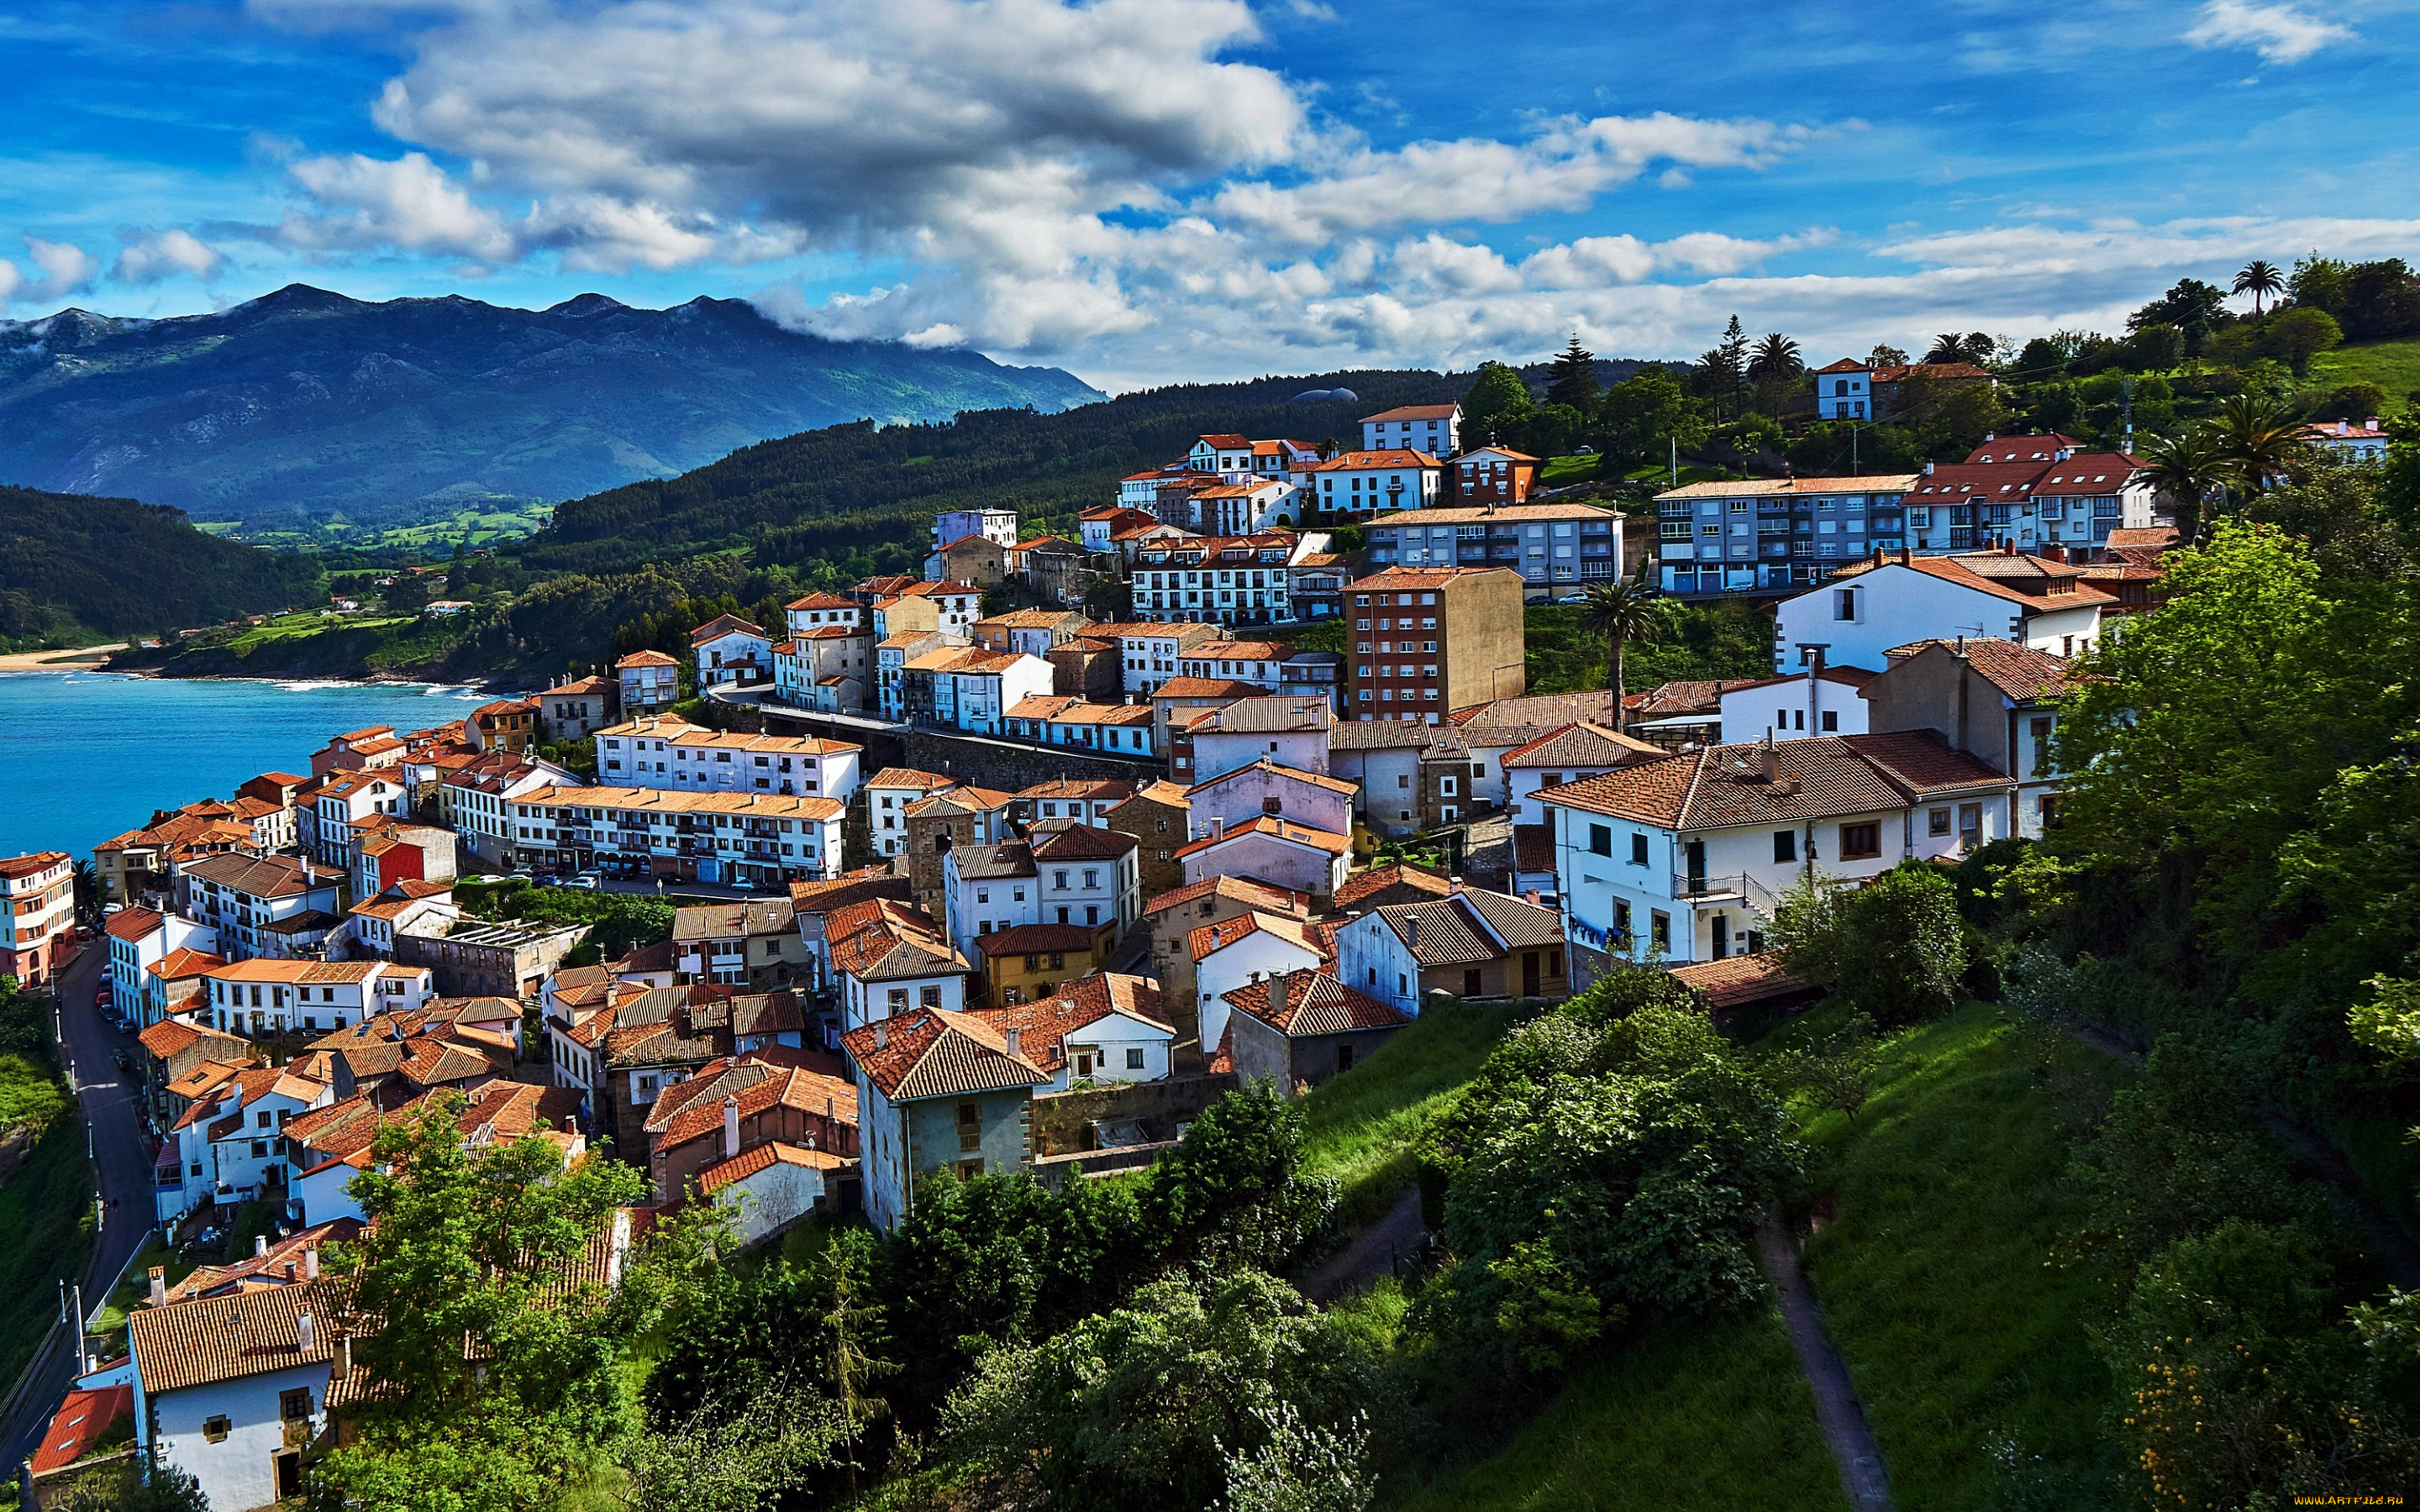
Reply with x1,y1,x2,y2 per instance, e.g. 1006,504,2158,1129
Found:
4,0,2416,388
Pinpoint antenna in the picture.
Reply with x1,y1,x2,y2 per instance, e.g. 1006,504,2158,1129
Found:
2121,378,2135,448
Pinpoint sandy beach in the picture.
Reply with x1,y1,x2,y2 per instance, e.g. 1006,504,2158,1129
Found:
0,644,124,672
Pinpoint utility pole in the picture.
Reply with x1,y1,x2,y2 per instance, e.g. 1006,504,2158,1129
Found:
2122,378,2135,449
1670,438,1678,488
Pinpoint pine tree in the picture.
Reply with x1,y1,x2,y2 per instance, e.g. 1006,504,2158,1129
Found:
1544,335,1601,412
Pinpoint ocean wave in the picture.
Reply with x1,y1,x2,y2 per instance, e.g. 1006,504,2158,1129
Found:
271,680,360,692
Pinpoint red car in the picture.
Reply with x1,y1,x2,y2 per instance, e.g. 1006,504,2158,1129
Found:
94,982,112,1011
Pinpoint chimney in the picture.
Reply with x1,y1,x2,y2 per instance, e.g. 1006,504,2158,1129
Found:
722,1095,740,1160
874,1021,888,1050
255,1234,270,1258
1004,1026,1023,1058
149,1266,166,1308
1760,734,1778,783
336,1334,352,1379
1898,544,1912,565
297,1311,316,1353
2368,417,2382,432
1270,971,1290,1021
1406,916,1420,951
305,1247,320,1280
285,1261,298,1282
1922,461,1934,475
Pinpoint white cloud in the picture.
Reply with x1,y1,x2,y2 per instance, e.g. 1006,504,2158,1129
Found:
112,228,227,285
2183,0,2352,64
21,238,100,302
0,259,20,303
278,151,518,260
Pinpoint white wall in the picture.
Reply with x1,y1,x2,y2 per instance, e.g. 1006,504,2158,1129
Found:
152,1364,328,1512
1334,914,1420,1016
1718,676,1874,744
1774,564,2104,671
714,1161,828,1246
1187,769,1353,839
1191,729,1329,782
1051,1012,1174,1089
1194,931,1321,1054
1179,832,1345,901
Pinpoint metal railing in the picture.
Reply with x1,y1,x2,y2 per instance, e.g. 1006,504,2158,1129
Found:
1672,871,1781,912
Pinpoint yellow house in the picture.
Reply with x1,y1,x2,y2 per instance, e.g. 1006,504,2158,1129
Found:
972,921,1114,1006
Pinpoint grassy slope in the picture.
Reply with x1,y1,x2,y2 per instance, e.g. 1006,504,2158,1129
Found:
1380,1308,1847,1512
2307,337,2420,413
1787,1002,2128,1510
0,1122,96,1383
1297,999,1540,1228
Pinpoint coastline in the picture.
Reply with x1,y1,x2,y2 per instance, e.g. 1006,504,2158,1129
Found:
0,644,124,672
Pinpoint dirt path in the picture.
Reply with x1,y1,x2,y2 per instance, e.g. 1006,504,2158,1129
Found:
1756,1212,1894,1512
1301,1187,1426,1305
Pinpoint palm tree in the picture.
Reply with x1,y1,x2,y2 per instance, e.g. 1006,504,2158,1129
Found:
1578,579,1672,718
2208,392,2307,494
2137,428,2231,544
2233,260,2283,317
1748,333,1802,382
1924,332,1970,365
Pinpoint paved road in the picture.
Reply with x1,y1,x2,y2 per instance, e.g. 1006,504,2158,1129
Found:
0,941,155,1470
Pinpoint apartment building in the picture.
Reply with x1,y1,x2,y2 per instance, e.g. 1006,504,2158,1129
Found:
0,853,76,985
1653,475,1922,601
1360,402,1461,457
198,958,434,1038
174,853,345,964
1363,502,1621,594
593,715,863,804
1130,534,1309,627
1345,567,1528,723
615,650,680,715
1305,449,1444,517
507,785,847,889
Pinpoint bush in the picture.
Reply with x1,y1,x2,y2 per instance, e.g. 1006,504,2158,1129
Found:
1768,863,1967,1026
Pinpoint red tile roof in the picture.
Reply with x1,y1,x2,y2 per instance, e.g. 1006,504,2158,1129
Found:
841,1008,1050,1101
1667,953,1812,1009
1223,969,1408,1037
31,1383,131,1473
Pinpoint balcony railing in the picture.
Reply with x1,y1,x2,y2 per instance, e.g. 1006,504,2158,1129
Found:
1673,871,1781,911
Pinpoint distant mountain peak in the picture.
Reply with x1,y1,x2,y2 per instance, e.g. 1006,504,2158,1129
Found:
550,293,629,317
245,284,362,314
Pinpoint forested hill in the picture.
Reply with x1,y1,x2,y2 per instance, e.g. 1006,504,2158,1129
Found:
519,369,1465,575
0,485,318,643
0,285,1102,531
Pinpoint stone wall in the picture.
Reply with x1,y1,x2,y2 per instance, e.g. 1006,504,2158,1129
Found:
903,729,1160,792
1028,1071,1239,1157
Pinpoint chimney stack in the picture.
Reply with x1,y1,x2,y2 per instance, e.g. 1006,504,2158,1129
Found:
255,1235,270,1258
722,1095,740,1161
1406,915,1420,952
1760,734,1778,783
1270,971,1290,1021
1004,1026,1023,1058
874,1021,888,1050
297,1311,316,1353
336,1334,352,1379
305,1247,319,1280
149,1266,166,1308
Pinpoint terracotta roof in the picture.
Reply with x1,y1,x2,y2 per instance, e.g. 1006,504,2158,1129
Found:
788,869,913,916
104,906,166,942
1150,677,1260,700
1626,680,1766,720
1223,969,1409,1037
967,974,1168,1073
137,1017,245,1061
1539,731,2007,830
1500,722,1665,769
1881,638,2075,702
1017,779,1137,804
31,1383,131,1473
903,785,1015,820
162,1219,365,1303
1512,823,1554,875
1654,475,1922,501
645,1058,856,1145
1824,551,2116,610
1178,696,1331,735
1360,403,1460,422
864,767,958,792
1327,720,1438,751
1139,874,1306,919
1448,690,1624,731
972,922,1102,957
688,612,767,645
673,899,796,941
615,649,677,668
129,1284,342,1394
1334,863,1451,911
1189,910,1323,963
696,1140,847,1197
828,899,967,981
1174,816,1352,860
178,851,337,899
842,1008,1050,1101
1031,824,1139,862
1667,953,1812,1009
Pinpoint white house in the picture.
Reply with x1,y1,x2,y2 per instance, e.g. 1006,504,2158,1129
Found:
1183,696,1334,780
1306,449,1444,516
615,650,680,715
158,1063,336,1224
1175,816,1352,906
1539,731,2014,967
1812,359,1874,420
1184,760,1355,840
1899,442,2157,554
129,1287,340,1512
1774,549,2113,672
507,785,848,890
1187,910,1326,1058
1716,667,1879,745
1499,722,1665,827
307,771,406,868
898,580,984,637
2304,417,2391,462
865,767,959,858
442,751,581,870
104,908,219,1027
200,958,434,1038
945,826,1141,948
1192,479,1302,533
842,1009,1047,1231
1862,637,2079,838
691,613,773,688
593,715,863,803
345,881,457,961
932,508,1019,550
948,651,1056,736
1113,622,1217,696
829,898,971,1034
174,853,345,965
1360,402,1461,457
969,973,1174,1091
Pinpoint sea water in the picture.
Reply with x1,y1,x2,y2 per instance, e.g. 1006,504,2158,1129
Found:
0,672,492,861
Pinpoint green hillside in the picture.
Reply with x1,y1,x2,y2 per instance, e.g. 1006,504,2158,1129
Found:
0,484,321,647
2307,337,2420,414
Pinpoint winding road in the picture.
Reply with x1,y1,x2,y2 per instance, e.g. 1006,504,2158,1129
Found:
0,938,156,1472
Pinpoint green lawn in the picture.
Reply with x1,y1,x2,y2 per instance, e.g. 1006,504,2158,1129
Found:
2307,338,2420,413
0,1122,96,1384
1379,1306,1847,1512
1539,454,1602,486
1298,999,1541,1229
1786,1002,2128,1511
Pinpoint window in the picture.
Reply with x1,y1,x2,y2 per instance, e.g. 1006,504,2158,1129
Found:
1839,822,1881,860
1629,833,1649,866
887,988,908,1013
1929,808,1951,837
957,1102,982,1152
1649,911,1671,952
204,1415,232,1443
1774,830,1797,864
1126,1047,1146,1070
1833,587,1859,621
281,1389,314,1421
1588,823,1612,857
1820,710,1839,732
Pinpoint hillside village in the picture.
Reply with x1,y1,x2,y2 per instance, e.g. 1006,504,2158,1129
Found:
4,357,2417,1512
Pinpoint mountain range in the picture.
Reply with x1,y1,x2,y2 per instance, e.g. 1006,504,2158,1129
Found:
0,286,1103,530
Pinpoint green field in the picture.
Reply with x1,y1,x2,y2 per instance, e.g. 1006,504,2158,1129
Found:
1538,454,1602,487
1297,999,1541,1228
2307,338,2420,413
0,1123,97,1386
1380,1307,1846,1512
1786,1002,2128,1510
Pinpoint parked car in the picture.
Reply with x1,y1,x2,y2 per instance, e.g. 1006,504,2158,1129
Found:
563,874,600,890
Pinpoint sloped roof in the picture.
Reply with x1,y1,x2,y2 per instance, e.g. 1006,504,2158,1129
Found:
695,1140,848,1197
1880,638,2074,703
1140,874,1305,919
1500,722,1665,769
1334,863,1451,911
1375,896,1499,966
129,1283,342,1394
965,974,1169,1073
1174,816,1352,860
1539,731,2007,830
842,1008,1050,1101
1455,886,1567,949
1223,969,1409,1037
1189,910,1323,962
1185,759,1357,798
1667,953,1812,1009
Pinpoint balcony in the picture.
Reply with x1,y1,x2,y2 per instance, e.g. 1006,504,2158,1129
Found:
1673,871,1780,911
